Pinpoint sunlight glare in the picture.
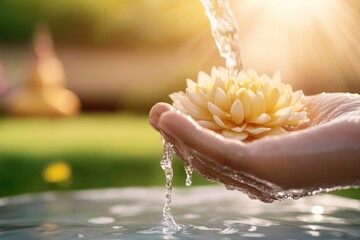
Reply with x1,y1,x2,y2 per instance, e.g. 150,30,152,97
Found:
228,0,360,93
246,0,339,27
263,0,333,17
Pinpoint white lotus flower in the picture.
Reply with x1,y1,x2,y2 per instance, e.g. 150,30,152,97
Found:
170,67,308,141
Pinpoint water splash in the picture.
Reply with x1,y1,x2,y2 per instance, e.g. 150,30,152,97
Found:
160,137,180,232
159,139,193,231
200,0,243,76
193,151,360,203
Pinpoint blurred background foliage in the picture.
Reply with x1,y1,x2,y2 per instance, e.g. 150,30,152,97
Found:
0,0,359,198
0,0,206,47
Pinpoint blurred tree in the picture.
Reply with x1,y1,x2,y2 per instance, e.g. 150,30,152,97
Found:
0,0,43,42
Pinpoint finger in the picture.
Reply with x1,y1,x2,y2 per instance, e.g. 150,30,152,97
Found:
158,111,249,170
149,102,173,131
303,93,360,126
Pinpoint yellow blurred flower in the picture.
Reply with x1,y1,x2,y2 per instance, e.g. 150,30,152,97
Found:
43,161,72,184
170,67,308,141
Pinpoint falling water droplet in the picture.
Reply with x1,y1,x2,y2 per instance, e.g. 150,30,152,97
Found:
184,162,193,187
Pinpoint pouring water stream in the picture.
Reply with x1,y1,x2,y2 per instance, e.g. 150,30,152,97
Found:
200,0,243,76
160,0,242,231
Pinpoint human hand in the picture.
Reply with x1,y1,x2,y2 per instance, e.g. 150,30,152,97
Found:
149,93,360,202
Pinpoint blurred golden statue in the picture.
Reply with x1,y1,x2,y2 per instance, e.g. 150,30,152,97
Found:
7,25,80,117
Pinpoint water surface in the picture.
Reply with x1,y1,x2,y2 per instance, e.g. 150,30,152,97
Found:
0,186,359,239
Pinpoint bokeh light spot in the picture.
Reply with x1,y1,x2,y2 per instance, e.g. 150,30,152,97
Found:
43,161,72,184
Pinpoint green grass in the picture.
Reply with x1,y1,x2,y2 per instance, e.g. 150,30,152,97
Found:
0,114,358,200
0,113,211,197
0,114,161,156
